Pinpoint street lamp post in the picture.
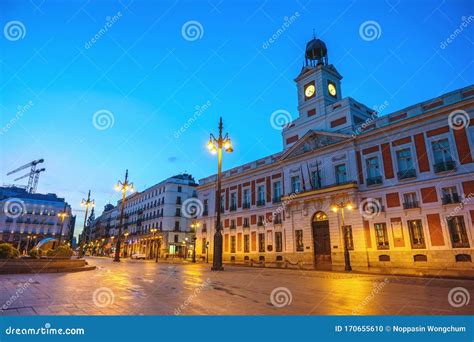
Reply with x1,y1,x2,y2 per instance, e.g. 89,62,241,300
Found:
57,204,69,246
190,221,200,263
79,190,95,258
114,169,135,262
207,117,233,271
331,202,353,271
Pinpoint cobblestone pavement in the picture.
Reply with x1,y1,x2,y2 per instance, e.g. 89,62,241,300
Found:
0,257,472,315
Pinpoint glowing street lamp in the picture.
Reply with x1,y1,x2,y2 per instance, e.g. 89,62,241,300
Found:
79,190,95,258
190,221,200,263
113,169,134,262
331,201,353,271
57,205,69,246
207,117,233,271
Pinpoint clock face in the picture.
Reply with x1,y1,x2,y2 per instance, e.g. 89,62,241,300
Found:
304,84,316,99
328,82,337,97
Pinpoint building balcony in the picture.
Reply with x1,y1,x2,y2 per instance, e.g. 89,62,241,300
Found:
230,223,236,229
257,199,266,207
273,196,282,203
434,160,456,173
242,202,250,209
397,169,416,180
257,221,264,227
243,223,250,228
366,176,383,186
442,194,461,205
274,217,282,224
229,204,237,212
220,206,225,213
202,210,208,216
403,201,420,209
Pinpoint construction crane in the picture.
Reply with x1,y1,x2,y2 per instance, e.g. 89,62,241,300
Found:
7,159,45,193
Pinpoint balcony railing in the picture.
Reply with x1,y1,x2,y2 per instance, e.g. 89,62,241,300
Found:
229,204,237,212
434,160,456,173
220,206,225,213
202,209,208,216
397,169,416,180
366,176,383,186
403,201,420,209
257,221,264,227
242,202,250,209
442,194,461,205
257,199,266,207
243,222,250,228
230,223,236,229
273,196,282,203
274,217,282,224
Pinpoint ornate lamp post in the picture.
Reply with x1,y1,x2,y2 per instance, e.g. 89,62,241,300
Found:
79,190,95,258
57,205,69,246
114,169,134,262
331,202,353,271
190,221,200,263
207,117,233,271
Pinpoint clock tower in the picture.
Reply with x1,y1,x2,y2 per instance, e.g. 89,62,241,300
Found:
295,37,342,118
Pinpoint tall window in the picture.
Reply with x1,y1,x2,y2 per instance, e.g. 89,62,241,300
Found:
175,208,181,217
403,192,418,209
447,216,470,248
374,223,389,249
442,186,459,204
230,192,237,210
311,168,322,189
396,148,415,178
432,139,452,164
243,189,250,207
257,185,265,205
220,194,225,211
258,233,265,252
407,220,426,249
366,157,380,178
244,234,250,253
335,164,347,184
275,232,283,252
230,236,236,253
291,176,301,193
174,221,180,231
203,199,209,215
273,181,282,202
177,186,182,192
243,217,249,227
295,230,304,251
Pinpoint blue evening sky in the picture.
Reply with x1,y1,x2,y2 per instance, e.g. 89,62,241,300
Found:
1,0,473,234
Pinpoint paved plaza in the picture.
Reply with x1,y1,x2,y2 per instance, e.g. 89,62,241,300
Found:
0,257,472,316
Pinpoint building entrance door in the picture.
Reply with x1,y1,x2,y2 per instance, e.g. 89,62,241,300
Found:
311,211,331,268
